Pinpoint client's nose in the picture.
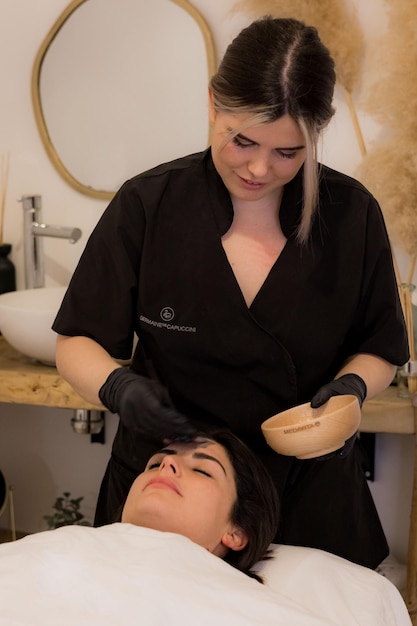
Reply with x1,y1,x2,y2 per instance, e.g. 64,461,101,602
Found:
159,455,180,475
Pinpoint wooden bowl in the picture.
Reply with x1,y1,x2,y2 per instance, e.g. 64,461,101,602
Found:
261,395,361,459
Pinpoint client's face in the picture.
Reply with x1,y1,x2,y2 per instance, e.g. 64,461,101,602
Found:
121,439,246,556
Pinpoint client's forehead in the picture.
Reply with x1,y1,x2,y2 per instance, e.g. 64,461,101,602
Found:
162,437,214,454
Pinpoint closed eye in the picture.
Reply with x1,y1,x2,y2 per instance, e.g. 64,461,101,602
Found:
232,135,253,149
276,150,298,159
146,450,175,470
194,468,212,477
147,461,161,470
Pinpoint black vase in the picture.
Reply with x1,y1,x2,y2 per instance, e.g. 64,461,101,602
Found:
0,243,16,295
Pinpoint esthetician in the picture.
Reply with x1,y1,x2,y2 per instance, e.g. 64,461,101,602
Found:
53,17,409,569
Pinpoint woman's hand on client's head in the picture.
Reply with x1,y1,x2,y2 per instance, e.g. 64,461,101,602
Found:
98,367,197,441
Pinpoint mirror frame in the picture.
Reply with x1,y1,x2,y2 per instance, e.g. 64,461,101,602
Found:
31,0,217,200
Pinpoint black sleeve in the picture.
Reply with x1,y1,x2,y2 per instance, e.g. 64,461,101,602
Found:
342,195,409,365
52,179,145,359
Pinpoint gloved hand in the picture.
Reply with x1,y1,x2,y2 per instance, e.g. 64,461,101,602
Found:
310,373,367,409
99,367,197,441
310,373,367,460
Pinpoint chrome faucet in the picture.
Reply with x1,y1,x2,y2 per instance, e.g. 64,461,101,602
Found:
20,194,82,289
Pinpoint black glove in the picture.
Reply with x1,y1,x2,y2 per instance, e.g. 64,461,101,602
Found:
99,367,197,441
310,373,367,409
309,373,367,460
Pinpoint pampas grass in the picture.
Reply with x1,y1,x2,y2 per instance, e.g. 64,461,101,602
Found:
356,0,417,361
359,132,417,259
231,0,367,154
360,0,417,128
356,0,417,265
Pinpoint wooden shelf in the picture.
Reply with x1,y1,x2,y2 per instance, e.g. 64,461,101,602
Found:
361,386,415,435
0,336,100,410
0,331,409,424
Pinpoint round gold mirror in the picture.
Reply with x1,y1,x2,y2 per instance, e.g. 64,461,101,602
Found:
32,0,216,200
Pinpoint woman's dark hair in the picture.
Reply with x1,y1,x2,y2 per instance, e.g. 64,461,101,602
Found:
207,429,280,583
210,17,336,243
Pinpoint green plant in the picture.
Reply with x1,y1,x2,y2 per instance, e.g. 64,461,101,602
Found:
43,491,91,529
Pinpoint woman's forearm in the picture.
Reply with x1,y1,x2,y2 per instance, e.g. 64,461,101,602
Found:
55,335,122,406
336,353,396,400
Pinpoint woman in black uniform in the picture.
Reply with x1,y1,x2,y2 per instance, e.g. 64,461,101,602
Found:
53,17,408,569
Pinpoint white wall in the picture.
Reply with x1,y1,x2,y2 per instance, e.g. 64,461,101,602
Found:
0,0,413,565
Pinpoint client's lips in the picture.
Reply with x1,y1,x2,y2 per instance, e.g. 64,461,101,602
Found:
144,477,181,495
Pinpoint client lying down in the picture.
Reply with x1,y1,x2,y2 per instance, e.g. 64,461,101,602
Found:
0,431,411,625
119,429,279,581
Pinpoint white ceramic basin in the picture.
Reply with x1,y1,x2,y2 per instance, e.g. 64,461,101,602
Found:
0,286,67,365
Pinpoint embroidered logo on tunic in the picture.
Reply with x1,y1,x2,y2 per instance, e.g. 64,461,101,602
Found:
160,307,175,322
140,314,196,333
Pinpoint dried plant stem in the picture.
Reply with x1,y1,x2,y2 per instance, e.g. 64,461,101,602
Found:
393,254,406,315
395,256,416,372
0,153,10,246
393,254,416,376
408,254,417,286
406,255,417,392
404,279,417,392
403,286,415,361
343,88,367,158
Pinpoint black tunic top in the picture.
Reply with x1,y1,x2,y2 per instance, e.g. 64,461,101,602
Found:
53,149,409,567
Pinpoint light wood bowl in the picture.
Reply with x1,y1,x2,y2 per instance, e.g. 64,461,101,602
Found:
261,395,361,459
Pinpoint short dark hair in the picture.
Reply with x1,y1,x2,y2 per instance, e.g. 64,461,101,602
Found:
207,429,279,583
210,17,336,243
119,429,279,582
